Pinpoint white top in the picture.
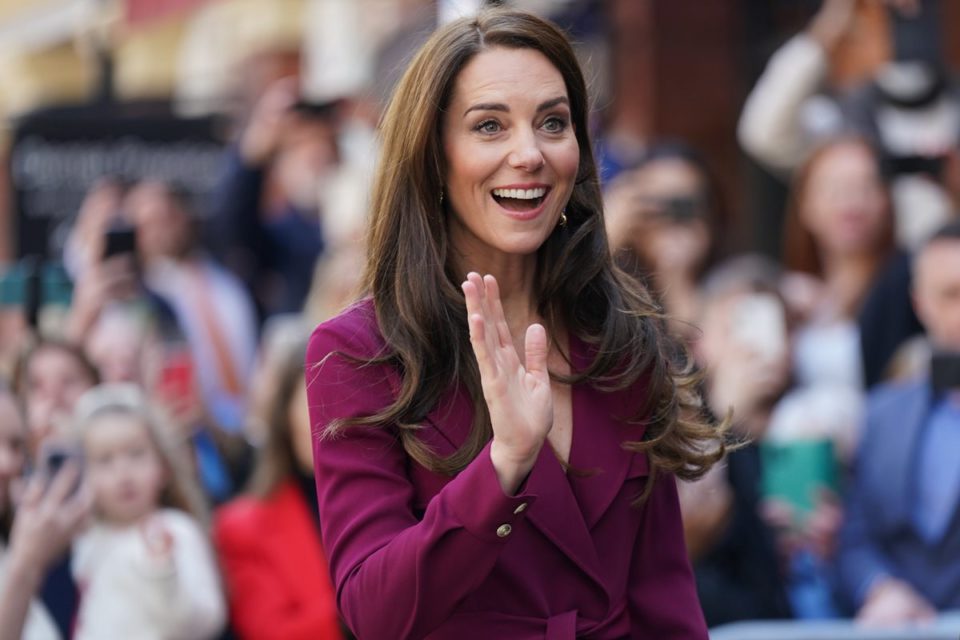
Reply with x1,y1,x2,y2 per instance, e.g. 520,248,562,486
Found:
71,509,225,640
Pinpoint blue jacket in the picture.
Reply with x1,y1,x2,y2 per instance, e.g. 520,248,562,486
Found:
837,378,960,609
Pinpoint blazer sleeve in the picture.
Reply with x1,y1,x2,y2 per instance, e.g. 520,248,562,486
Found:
627,472,709,639
306,319,537,640
213,507,343,640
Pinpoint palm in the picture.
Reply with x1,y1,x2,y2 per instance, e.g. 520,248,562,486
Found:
462,273,553,460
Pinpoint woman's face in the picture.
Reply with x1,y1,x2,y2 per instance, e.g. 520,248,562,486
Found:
442,46,580,264
0,395,26,517
84,414,166,525
623,158,711,275
800,142,888,258
23,346,96,455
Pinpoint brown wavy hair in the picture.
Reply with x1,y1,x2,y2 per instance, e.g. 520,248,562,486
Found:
331,8,727,498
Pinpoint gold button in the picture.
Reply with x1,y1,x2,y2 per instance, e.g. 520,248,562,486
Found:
513,502,528,514
496,524,512,538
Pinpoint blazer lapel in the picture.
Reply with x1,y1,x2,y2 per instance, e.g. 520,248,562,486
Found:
567,334,648,530
877,381,932,532
523,443,606,589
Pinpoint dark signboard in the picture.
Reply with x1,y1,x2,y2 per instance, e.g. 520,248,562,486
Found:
8,104,227,259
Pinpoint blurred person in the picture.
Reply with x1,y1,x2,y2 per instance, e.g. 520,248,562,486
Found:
0,401,90,640
62,179,183,349
604,142,728,337
739,0,960,250
12,338,99,458
214,327,342,640
10,340,98,637
126,179,258,433
837,220,960,624
84,303,163,385
210,77,339,319
680,255,794,626
69,384,225,640
781,137,894,396
307,9,728,638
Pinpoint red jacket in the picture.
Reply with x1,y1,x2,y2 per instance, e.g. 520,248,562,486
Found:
214,480,343,640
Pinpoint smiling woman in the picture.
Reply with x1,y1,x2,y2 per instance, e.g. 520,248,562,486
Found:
306,8,728,639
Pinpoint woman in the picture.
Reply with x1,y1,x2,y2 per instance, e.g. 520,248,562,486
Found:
781,136,894,388
0,383,90,640
775,136,895,459
307,9,726,639
214,327,342,640
604,142,728,334
13,338,99,458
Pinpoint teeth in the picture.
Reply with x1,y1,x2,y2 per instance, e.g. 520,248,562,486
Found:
492,187,546,200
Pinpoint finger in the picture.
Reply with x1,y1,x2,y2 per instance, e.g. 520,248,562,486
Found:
12,473,44,508
483,275,512,349
467,312,497,379
468,273,499,355
467,272,489,319
524,323,549,380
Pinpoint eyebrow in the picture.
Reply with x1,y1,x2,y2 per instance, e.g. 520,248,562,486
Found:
463,96,569,117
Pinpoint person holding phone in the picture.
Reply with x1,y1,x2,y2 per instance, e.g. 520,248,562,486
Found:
604,141,728,338
0,383,91,640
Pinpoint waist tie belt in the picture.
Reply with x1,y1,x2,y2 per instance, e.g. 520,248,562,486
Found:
545,610,577,640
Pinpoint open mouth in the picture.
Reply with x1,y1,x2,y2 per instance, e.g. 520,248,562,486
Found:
492,187,549,212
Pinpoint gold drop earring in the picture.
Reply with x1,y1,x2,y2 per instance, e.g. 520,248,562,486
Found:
559,209,568,227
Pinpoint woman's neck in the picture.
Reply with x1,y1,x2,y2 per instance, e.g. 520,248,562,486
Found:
454,250,541,357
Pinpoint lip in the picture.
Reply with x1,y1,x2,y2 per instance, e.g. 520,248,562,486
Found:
490,183,552,221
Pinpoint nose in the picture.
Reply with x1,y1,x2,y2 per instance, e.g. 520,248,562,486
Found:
508,129,545,173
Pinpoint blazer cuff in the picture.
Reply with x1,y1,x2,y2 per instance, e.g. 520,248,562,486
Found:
447,441,537,543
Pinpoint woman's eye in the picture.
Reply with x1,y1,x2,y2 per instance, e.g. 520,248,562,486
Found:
542,116,567,133
475,120,501,134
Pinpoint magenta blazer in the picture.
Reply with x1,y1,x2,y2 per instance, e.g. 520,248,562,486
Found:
306,300,708,639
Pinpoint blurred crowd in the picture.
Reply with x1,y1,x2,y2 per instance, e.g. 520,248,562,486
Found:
1,0,960,638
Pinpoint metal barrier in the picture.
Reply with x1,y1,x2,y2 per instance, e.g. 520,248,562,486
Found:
710,612,960,640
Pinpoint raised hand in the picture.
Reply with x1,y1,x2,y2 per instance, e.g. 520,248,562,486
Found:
462,273,552,494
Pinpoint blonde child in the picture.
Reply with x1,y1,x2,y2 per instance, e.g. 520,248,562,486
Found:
69,384,225,640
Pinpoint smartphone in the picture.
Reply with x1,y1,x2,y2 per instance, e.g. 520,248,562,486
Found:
652,194,706,223
39,444,84,494
156,349,195,402
731,294,788,360
103,226,137,260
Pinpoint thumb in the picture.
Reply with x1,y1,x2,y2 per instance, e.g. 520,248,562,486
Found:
524,323,549,379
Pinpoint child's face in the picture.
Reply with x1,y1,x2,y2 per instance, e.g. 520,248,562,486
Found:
84,413,167,525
